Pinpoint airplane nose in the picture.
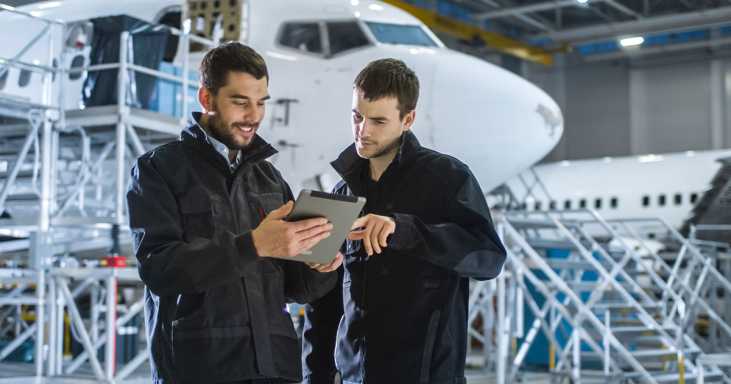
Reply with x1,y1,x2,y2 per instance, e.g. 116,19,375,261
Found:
426,52,563,191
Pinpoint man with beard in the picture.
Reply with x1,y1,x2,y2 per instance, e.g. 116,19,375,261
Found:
127,42,342,384
302,59,507,384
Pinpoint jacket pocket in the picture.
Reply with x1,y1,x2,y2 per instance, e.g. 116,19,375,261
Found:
171,292,206,329
173,281,249,331
171,325,256,383
249,192,284,219
270,325,301,379
420,310,441,384
179,187,214,240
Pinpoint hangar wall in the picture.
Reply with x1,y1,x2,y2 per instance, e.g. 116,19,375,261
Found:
525,55,731,162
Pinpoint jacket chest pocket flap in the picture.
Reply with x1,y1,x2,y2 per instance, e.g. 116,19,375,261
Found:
251,192,284,217
179,187,214,240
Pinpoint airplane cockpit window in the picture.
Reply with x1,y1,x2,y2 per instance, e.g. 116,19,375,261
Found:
365,22,437,47
326,21,370,55
279,23,323,54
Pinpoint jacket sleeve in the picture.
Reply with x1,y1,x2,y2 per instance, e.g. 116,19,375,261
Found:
388,170,507,280
127,157,259,296
273,172,339,304
301,268,343,384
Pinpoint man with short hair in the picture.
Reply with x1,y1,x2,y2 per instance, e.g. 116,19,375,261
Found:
302,58,507,384
127,42,341,384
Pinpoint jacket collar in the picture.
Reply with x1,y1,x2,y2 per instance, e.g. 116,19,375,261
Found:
182,112,278,167
331,130,421,187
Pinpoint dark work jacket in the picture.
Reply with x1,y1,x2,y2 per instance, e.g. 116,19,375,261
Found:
302,131,507,384
127,117,337,384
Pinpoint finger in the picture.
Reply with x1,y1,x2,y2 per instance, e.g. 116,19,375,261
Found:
379,223,391,247
347,229,366,241
370,221,384,254
295,223,333,242
298,231,332,254
351,215,368,230
320,254,344,272
362,226,373,256
267,201,294,220
290,217,330,231
325,253,343,268
319,263,339,272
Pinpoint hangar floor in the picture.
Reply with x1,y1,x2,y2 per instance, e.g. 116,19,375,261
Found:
0,362,557,384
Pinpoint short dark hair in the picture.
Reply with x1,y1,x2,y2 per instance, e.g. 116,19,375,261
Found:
354,58,419,119
199,41,268,94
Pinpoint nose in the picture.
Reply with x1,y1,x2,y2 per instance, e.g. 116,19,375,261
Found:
356,120,371,139
427,52,563,192
254,105,265,124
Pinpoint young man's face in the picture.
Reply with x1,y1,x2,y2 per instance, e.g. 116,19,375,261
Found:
351,88,415,160
199,71,270,149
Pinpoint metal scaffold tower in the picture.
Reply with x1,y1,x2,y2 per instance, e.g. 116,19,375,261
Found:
0,3,215,382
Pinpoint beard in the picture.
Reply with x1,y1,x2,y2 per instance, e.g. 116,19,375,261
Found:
206,104,260,150
357,133,403,160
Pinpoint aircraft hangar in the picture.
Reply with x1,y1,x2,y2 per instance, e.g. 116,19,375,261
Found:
0,0,729,383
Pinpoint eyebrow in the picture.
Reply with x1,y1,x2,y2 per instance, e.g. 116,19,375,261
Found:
230,94,271,102
351,109,389,121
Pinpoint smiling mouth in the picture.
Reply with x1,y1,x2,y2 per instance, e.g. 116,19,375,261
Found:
236,126,256,133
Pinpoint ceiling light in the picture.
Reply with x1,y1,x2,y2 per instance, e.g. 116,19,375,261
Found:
638,154,663,163
619,36,644,47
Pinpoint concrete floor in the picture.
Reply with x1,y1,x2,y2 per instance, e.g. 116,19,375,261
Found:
0,362,554,384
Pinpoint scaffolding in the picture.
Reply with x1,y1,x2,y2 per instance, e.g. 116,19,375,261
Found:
0,3,214,382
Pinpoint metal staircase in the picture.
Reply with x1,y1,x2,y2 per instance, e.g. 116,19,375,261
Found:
682,156,731,244
475,208,731,383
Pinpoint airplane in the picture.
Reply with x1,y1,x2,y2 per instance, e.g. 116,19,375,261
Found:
0,0,563,200
503,149,731,240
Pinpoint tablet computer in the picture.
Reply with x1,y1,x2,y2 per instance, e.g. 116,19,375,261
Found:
287,189,366,264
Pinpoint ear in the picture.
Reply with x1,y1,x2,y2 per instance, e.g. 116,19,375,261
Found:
198,86,213,114
402,110,416,131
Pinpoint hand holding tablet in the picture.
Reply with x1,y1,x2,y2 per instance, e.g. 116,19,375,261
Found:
287,190,366,264
251,201,333,259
